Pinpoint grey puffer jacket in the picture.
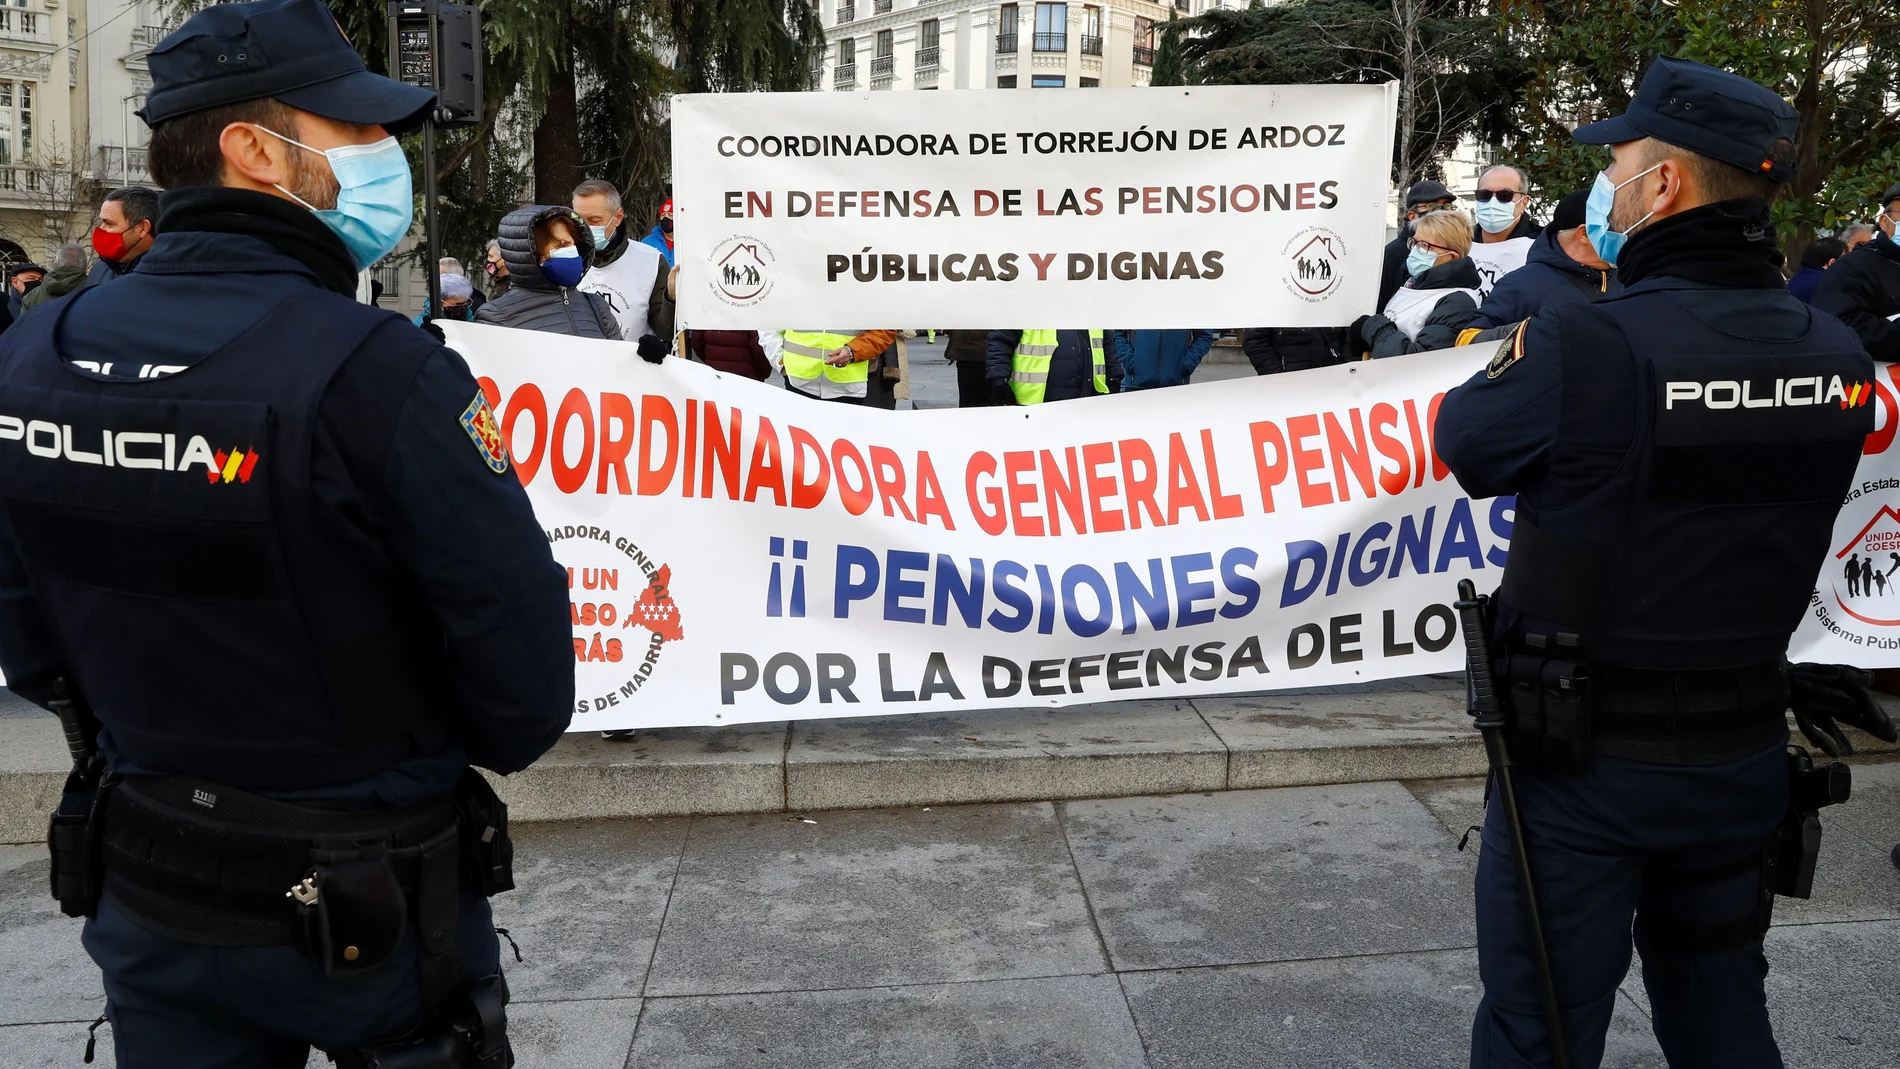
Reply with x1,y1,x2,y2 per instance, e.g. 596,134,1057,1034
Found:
475,205,622,340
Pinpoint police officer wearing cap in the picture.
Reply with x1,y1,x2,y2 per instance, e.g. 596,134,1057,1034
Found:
1436,57,1897,1067
0,1,572,1065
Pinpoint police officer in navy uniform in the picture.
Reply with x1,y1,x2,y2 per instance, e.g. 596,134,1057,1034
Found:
0,1,572,1065
1436,58,1897,1068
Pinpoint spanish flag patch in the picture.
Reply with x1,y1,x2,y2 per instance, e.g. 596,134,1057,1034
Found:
1486,321,1529,379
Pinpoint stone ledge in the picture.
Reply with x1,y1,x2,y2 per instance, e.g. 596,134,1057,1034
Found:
3,682,1895,843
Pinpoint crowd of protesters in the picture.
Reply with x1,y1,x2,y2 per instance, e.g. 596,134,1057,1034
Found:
8,167,1897,409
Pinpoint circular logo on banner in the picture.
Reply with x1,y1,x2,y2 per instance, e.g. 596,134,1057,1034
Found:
1817,492,1900,652
1281,227,1346,302
708,235,776,306
550,526,687,718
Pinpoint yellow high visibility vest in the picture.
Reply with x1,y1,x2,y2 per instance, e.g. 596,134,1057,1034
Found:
781,330,869,400
1010,329,1106,405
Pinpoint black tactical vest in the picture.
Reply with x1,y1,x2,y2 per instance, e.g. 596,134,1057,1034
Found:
0,287,451,789
1501,280,1875,668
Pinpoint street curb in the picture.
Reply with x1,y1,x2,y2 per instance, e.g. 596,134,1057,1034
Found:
4,683,1894,841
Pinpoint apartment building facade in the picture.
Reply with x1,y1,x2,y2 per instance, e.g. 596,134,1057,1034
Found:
814,0,1219,93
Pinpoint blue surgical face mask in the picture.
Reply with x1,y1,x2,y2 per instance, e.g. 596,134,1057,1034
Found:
258,126,415,271
540,245,587,287
588,224,611,247
1405,245,1440,280
1474,199,1518,235
1584,163,1662,266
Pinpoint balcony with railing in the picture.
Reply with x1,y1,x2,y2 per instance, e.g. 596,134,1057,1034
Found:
123,23,175,69
873,0,891,11
94,146,152,184
1174,0,1189,10
836,1,854,22
833,61,857,88
0,9,50,45
915,46,940,71
1080,34,1102,56
996,32,1018,53
1032,31,1065,52
870,54,894,88
1133,44,1156,66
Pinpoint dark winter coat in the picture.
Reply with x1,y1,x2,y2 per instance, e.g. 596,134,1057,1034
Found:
1810,234,1900,360
1464,227,1621,334
1363,257,1482,358
687,330,773,380
1240,328,1347,375
1113,329,1214,390
943,329,990,363
475,205,622,340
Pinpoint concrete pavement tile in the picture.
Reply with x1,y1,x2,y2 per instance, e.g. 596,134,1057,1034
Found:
492,723,788,823
0,846,104,1026
786,700,1226,811
1404,777,1488,848
1062,784,1476,971
0,716,66,844
644,802,1104,996
1121,951,1667,1069
1826,756,1900,851
0,1020,119,1068
1196,682,1485,790
1766,920,1900,1069
627,974,1147,1069
492,819,689,1002
506,998,640,1069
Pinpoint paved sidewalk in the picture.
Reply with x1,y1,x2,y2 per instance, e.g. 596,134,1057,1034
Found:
7,762,1897,1068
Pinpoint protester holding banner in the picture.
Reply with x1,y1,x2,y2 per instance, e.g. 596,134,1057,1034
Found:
1434,56,1895,1068
572,179,676,347
479,206,667,361
1359,210,1481,357
987,328,1123,404
781,329,898,402
1457,188,1619,343
1466,165,1540,298
1379,180,1460,310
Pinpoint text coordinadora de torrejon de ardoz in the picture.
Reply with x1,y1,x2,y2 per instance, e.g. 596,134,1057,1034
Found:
712,124,1351,159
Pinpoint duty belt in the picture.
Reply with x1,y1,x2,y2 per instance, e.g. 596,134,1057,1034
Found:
99,774,457,946
1588,662,1789,765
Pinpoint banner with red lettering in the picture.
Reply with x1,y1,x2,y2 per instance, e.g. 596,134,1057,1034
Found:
444,323,1498,730
438,324,1900,730
670,84,1400,330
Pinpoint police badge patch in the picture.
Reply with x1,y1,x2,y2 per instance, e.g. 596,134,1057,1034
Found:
460,393,510,474
1486,322,1529,379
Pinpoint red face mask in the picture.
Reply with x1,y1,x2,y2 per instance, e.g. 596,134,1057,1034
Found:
92,226,128,263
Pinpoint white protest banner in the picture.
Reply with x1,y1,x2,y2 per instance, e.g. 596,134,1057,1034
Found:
1787,363,1900,664
446,322,1501,731
670,84,1399,331
441,325,1900,733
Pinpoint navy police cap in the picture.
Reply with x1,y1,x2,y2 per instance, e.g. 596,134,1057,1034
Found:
138,0,435,132
1573,56,1797,183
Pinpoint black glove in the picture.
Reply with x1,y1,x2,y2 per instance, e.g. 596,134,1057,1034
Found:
636,334,668,364
1788,662,1899,757
420,319,446,344
1359,314,1394,345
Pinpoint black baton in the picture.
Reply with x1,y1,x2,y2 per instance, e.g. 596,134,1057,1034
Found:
1456,580,1570,1069
49,676,98,769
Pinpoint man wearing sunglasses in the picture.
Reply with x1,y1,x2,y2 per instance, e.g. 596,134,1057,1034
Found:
1467,165,1541,300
